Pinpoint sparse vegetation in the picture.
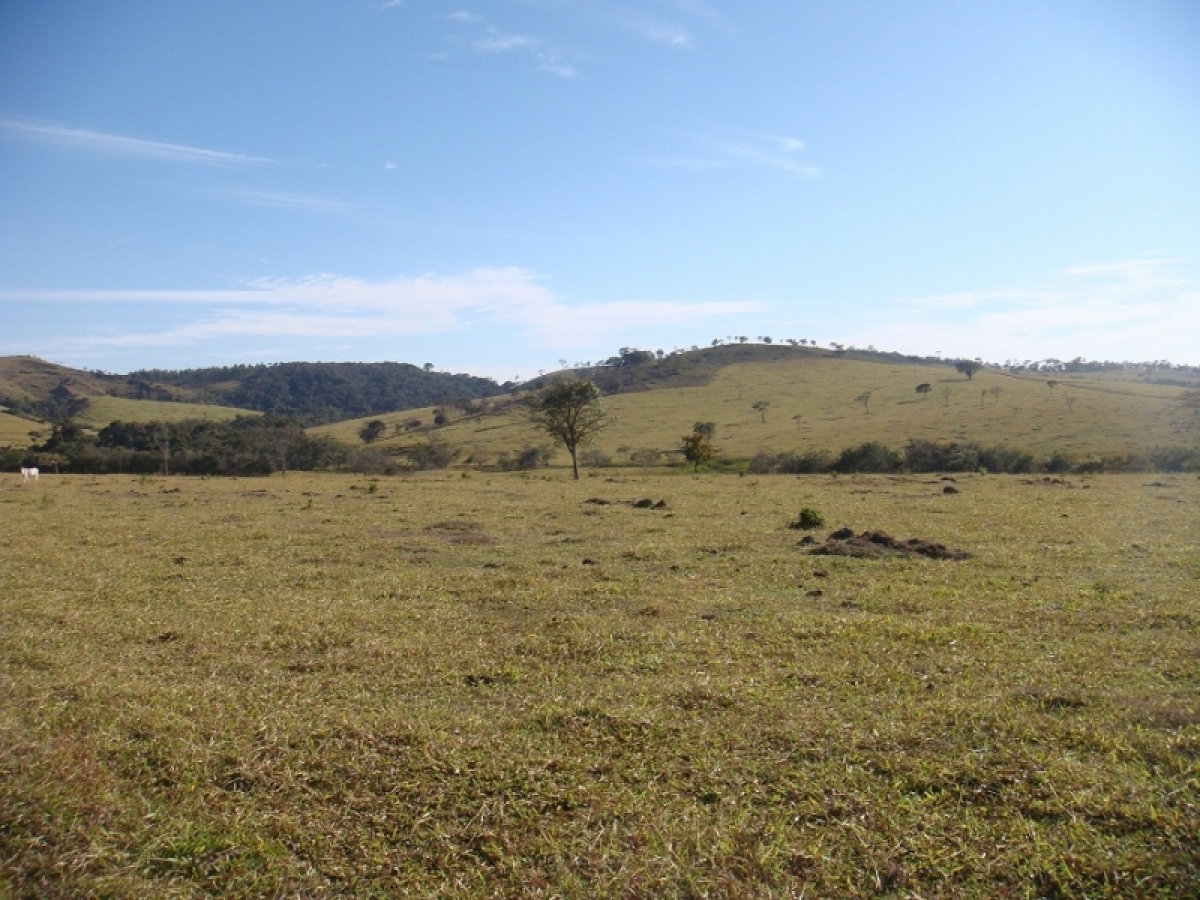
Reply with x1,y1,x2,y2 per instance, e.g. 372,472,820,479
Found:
1,472,1196,897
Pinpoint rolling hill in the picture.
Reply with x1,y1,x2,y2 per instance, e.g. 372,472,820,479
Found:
314,347,1200,467
0,356,509,446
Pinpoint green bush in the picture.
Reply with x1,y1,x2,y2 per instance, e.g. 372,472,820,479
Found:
791,507,826,530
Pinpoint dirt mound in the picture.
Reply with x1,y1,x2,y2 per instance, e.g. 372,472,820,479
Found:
808,529,969,560
585,498,668,509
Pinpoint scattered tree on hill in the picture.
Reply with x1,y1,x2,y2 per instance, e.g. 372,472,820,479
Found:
855,390,874,414
524,378,610,480
1065,395,1077,413
752,400,770,423
359,419,387,444
1046,380,1058,392
692,421,716,439
680,431,715,472
955,360,982,380
988,386,1002,406
916,383,932,399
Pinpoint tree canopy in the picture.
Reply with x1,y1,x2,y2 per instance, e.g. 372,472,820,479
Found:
524,379,609,479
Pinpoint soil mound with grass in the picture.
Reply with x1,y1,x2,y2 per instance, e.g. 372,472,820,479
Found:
808,529,969,560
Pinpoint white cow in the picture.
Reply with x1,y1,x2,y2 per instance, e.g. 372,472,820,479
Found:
20,466,39,482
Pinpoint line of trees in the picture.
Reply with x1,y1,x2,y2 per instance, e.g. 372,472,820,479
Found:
743,439,1200,475
3,416,344,476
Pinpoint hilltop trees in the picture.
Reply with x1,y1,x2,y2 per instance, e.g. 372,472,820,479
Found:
524,378,610,480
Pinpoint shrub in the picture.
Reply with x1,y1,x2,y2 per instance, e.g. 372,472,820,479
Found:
1044,450,1074,474
628,448,662,466
833,442,902,474
497,446,553,471
579,447,612,467
790,507,825,530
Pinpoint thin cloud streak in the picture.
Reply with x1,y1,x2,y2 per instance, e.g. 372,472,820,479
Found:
642,127,820,177
8,268,760,352
0,118,276,166
219,189,354,212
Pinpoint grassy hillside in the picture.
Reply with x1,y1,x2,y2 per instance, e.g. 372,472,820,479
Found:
74,396,259,429
0,409,43,448
0,356,123,403
317,352,1198,465
2,472,1196,896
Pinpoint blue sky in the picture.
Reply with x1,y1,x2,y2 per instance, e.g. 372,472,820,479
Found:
2,1,1198,379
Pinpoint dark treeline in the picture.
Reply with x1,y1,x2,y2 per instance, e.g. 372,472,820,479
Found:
7,427,1199,478
4,417,344,476
745,439,1200,475
127,362,508,424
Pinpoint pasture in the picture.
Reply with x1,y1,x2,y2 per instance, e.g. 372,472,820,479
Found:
0,410,39,448
315,356,1196,464
73,397,259,430
1,471,1197,897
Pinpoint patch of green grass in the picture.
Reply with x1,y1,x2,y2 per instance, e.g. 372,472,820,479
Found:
74,396,258,429
1,472,1197,896
0,409,42,447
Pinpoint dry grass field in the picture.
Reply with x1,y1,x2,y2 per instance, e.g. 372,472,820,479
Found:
314,356,1196,465
1,471,1197,897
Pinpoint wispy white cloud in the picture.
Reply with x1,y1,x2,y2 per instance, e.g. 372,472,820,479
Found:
218,189,354,211
474,31,539,53
644,127,820,177
2,268,760,351
449,10,481,23
615,12,693,47
469,27,579,77
0,117,275,167
846,255,1200,365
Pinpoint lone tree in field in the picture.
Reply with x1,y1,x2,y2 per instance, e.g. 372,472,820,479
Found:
524,378,610,479
855,389,874,414
955,360,982,380
692,421,717,439
752,400,770,423
680,431,715,472
916,383,932,399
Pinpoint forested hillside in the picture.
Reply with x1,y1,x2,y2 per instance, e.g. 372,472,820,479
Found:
129,361,506,424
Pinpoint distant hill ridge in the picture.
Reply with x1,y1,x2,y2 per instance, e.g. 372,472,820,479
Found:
0,357,507,426
127,361,505,424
